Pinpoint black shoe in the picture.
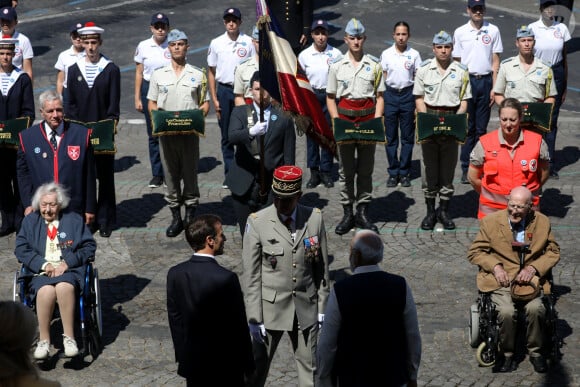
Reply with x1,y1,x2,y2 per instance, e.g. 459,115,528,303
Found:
386,176,398,187
306,170,321,188
550,170,559,180
222,180,229,189
530,355,547,373
99,225,112,238
335,206,355,235
320,172,334,188
354,204,378,233
400,176,411,187
497,355,516,373
148,176,164,188
461,171,469,184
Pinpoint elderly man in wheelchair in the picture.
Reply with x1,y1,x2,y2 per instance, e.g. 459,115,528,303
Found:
14,182,97,360
467,186,560,373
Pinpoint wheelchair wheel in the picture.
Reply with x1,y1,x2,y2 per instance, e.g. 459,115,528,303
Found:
469,304,480,348
12,271,18,302
93,268,103,338
476,341,496,367
87,268,103,359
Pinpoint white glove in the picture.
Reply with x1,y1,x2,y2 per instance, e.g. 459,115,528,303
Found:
249,121,268,136
318,313,325,329
249,322,266,344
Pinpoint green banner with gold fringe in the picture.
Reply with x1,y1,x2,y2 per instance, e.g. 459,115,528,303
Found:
67,119,117,154
520,102,553,133
0,117,31,148
332,117,385,145
151,109,205,137
416,112,468,143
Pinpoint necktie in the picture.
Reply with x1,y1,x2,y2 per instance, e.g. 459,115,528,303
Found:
50,130,58,151
283,217,293,233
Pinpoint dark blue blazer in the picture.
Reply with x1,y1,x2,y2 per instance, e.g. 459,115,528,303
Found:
0,69,34,121
18,121,96,215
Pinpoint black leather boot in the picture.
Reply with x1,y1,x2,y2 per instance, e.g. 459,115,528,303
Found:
335,205,355,235
420,198,437,230
306,169,321,188
355,204,378,233
166,207,184,238
437,199,456,230
183,206,197,230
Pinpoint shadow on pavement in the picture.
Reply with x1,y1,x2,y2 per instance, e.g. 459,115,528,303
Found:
555,146,579,171
117,193,166,228
301,191,330,210
198,156,222,174
373,190,416,223
451,189,479,219
540,188,573,218
114,155,141,173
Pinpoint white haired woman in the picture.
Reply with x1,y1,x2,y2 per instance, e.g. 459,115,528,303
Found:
15,182,96,360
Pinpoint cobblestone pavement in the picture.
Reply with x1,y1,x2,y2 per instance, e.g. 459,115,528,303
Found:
0,108,578,386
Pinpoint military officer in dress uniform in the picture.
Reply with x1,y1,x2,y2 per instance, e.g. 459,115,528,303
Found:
414,31,471,231
298,19,342,189
233,26,259,106
452,0,503,184
327,18,385,235
243,165,330,387
493,25,556,106
266,0,312,55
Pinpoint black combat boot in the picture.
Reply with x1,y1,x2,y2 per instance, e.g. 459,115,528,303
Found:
306,168,321,188
335,205,355,235
420,198,437,230
183,206,197,230
166,206,184,238
355,204,378,233
437,199,456,230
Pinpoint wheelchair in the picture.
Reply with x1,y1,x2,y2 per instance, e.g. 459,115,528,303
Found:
13,258,103,360
468,284,562,367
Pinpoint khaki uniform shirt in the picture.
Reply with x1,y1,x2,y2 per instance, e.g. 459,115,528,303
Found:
147,63,209,110
413,58,472,107
493,56,557,101
233,56,258,99
326,54,385,99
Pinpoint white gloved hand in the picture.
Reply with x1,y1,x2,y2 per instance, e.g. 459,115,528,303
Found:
249,322,266,344
249,121,268,136
318,313,325,329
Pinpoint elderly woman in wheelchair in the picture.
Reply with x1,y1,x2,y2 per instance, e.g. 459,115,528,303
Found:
467,186,560,373
15,182,96,360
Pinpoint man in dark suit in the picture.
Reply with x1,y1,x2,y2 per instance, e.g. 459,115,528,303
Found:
17,90,96,223
317,230,422,387
267,0,313,54
226,71,296,234
166,214,254,386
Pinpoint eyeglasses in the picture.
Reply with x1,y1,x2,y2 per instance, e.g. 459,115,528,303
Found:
40,202,59,208
507,202,529,210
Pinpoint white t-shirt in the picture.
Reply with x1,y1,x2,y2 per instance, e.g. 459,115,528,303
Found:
528,19,571,66
207,32,254,85
452,20,503,75
12,31,34,70
134,36,171,82
54,46,85,89
298,43,342,89
380,45,422,89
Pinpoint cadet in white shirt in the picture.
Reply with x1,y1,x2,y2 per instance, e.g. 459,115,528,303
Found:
207,7,255,187
0,7,32,84
528,0,571,178
233,25,259,106
298,19,341,189
380,21,421,189
452,0,503,184
54,23,84,103
134,12,171,189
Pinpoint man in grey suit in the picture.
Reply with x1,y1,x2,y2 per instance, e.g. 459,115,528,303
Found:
243,165,330,387
226,72,296,234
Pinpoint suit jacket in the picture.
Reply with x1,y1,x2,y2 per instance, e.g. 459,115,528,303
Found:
15,211,96,276
225,104,296,197
17,121,97,215
266,0,312,52
243,204,330,331
468,209,560,292
166,254,254,385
